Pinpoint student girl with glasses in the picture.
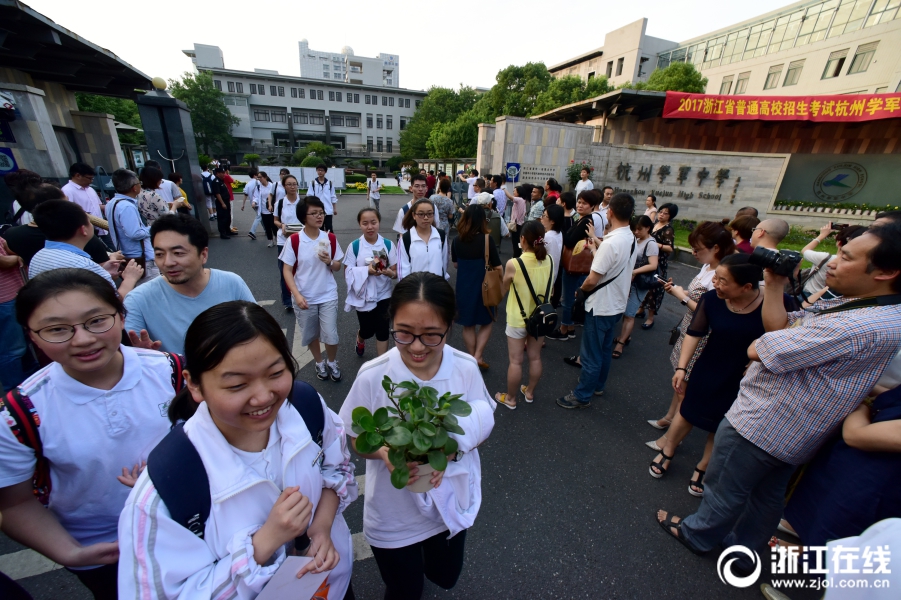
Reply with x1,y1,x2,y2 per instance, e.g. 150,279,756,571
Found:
339,273,496,600
397,199,448,281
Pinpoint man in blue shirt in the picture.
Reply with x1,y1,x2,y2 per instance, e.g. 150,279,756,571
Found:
125,213,255,354
107,169,159,283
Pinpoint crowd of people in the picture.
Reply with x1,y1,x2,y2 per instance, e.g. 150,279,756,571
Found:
1,159,900,600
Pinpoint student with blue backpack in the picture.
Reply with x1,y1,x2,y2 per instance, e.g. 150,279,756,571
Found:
343,208,397,358
118,301,358,599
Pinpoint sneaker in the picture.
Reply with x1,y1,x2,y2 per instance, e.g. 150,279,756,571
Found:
563,355,581,368
593,389,605,396
566,330,576,339
327,361,341,382
556,393,591,409
546,329,571,341
248,232,257,240
284,305,293,312
315,361,328,381
355,333,365,357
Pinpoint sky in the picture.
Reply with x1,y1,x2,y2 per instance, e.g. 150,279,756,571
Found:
27,0,792,92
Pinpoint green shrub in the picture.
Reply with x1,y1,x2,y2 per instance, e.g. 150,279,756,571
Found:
346,174,367,184
198,154,212,168
301,156,325,168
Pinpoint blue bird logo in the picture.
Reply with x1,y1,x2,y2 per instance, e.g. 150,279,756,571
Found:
823,173,851,188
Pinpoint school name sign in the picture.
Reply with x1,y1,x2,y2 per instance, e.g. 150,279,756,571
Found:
663,91,901,123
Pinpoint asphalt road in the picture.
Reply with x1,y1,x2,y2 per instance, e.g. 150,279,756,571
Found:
3,192,822,599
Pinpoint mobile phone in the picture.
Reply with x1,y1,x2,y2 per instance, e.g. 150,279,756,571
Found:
655,275,666,282
831,223,848,231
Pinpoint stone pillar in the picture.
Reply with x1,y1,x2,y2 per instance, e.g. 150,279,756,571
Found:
135,84,211,233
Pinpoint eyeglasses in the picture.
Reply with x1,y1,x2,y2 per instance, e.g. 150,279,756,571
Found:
414,212,434,218
31,313,118,343
752,228,766,234
390,326,450,347
307,211,325,217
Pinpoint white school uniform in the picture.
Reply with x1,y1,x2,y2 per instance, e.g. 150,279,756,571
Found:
343,235,397,312
392,199,440,235
278,229,344,304
309,178,338,216
338,345,495,549
256,182,273,215
274,196,302,247
0,347,174,558
118,396,358,599
397,226,448,280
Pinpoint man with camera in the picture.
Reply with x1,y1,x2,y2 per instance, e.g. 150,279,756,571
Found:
656,222,901,573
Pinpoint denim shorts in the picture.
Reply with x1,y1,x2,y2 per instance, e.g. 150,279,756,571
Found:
294,298,339,346
625,285,646,318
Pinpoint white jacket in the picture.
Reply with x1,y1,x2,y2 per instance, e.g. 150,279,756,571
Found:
118,397,358,599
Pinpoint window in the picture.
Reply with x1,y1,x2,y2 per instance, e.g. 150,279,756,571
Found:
848,41,879,75
382,96,388,106
866,0,900,27
365,94,371,104
214,80,222,91
367,137,373,152
227,81,235,93
271,112,287,123
236,82,243,93
291,87,297,98
346,116,359,127
822,49,849,79
309,114,324,125
223,97,248,107
329,91,336,101
389,97,395,106
386,138,393,153
317,90,323,100
386,116,393,129
270,86,277,96
353,93,360,103
615,57,624,76
323,73,330,78
298,88,305,98
405,98,411,108
763,65,783,90
783,59,805,86
293,113,308,124
259,85,265,96
588,71,595,80
377,138,383,152
376,115,383,129
386,79,392,86
366,114,373,128
415,100,421,109
875,86,889,94
323,64,329,70
278,86,285,97
400,118,406,130
606,61,613,77
331,115,344,126
336,92,342,102
719,75,734,95
253,110,270,121
733,71,751,94
249,83,257,94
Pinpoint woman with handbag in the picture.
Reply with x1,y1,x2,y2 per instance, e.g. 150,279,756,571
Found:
611,215,659,359
495,221,555,410
451,205,502,370
637,203,678,329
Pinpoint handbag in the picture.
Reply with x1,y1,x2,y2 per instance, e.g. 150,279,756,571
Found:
633,241,662,290
572,237,636,321
512,257,558,339
507,219,518,232
481,235,504,314
562,241,593,275
668,326,681,345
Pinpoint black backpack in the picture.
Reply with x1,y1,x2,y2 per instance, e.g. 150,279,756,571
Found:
512,257,558,339
146,380,324,539
201,174,214,197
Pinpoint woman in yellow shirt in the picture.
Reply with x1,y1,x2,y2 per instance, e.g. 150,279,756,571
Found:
495,220,555,410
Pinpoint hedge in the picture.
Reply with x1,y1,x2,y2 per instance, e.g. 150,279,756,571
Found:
346,174,367,184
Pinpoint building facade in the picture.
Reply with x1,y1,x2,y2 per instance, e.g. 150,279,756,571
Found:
550,0,901,96
183,44,423,165
298,40,399,88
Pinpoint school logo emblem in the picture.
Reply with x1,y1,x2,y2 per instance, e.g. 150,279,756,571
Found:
813,162,867,202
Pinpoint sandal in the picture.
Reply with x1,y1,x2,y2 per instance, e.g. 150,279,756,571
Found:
494,392,517,410
688,468,706,497
649,451,673,479
647,417,672,430
612,339,626,359
520,385,534,403
656,511,705,555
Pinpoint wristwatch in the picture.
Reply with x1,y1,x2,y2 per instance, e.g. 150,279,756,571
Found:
680,297,689,306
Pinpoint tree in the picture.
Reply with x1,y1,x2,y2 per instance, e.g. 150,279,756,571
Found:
426,111,482,158
399,86,480,158
75,93,144,145
293,141,335,166
168,71,240,155
530,75,614,116
359,158,374,169
301,156,326,167
243,153,261,167
473,62,554,121
620,62,709,93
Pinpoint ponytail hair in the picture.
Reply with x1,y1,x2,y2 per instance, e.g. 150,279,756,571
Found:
520,220,548,262
168,301,297,424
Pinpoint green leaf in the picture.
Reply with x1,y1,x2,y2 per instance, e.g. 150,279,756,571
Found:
398,381,420,391
412,430,431,453
381,378,393,394
415,407,427,421
365,431,384,448
425,407,441,416
386,417,402,428
385,427,413,447
444,414,458,426
390,466,410,489
351,423,365,435
359,415,376,433
352,406,372,424
444,421,465,435
431,427,448,449
448,400,472,417
388,447,407,469
428,450,448,472
373,407,389,426
444,437,458,455
418,422,437,436
386,407,399,415
354,435,374,454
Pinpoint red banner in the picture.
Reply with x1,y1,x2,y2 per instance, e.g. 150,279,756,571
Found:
663,91,901,122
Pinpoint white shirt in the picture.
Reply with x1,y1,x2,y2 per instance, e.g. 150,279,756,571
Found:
0,347,174,551
591,210,608,239
309,177,338,215
584,225,637,317
392,199,439,235
154,180,178,205
343,235,397,305
338,345,495,549
256,181,273,215
575,179,594,195
274,196,302,246
802,249,834,294
635,235,659,265
367,179,381,199
544,230,563,273
397,226,448,280
465,176,477,199
279,229,344,304
61,180,104,235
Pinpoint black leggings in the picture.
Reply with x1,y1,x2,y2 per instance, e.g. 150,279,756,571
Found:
356,298,390,341
68,563,117,600
510,228,522,258
261,213,276,241
371,529,467,600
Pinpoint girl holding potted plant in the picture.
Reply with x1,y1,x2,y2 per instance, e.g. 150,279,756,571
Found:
339,272,495,600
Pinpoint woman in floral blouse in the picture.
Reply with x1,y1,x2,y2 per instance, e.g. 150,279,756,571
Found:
137,166,171,226
638,203,678,329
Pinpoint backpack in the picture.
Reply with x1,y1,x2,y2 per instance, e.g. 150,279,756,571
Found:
290,230,337,276
0,353,185,506
1,205,27,232
146,380,324,539
352,236,392,264
201,173,214,197
511,257,558,339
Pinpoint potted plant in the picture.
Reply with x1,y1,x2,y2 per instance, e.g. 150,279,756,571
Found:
351,376,471,492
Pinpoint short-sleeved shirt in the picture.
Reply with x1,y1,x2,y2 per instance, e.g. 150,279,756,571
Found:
2,225,110,266
343,235,397,303
492,189,507,215
0,347,174,549
367,180,381,199
62,181,104,236
275,196,302,246
584,226,636,317
451,233,501,266
0,237,24,303
575,179,594,195
634,236,659,267
802,249,834,294
279,229,344,304
506,252,555,328
28,242,116,287
124,269,255,354
465,177,477,199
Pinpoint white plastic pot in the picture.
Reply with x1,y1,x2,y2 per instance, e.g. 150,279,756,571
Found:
407,463,438,493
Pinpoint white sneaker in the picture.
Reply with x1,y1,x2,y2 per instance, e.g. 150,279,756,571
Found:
327,361,341,382
315,361,328,381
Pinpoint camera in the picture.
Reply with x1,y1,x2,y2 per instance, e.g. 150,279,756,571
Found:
831,223,849,231
749,246,803,277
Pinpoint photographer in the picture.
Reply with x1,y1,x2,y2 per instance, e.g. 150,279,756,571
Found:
656,223,901,575
800,222,867,300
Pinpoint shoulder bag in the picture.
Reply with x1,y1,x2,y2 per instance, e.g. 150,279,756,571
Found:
512,257,558,339
481,235,503,315
633,240,662,290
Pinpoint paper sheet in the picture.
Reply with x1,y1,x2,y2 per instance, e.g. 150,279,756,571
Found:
256,556,331,600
